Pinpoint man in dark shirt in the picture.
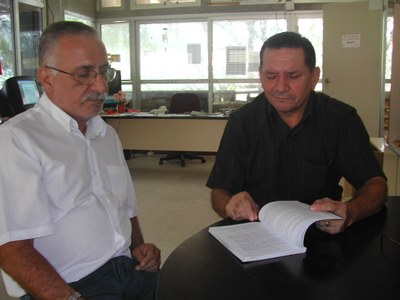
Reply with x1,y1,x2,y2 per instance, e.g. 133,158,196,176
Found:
206,31,387,235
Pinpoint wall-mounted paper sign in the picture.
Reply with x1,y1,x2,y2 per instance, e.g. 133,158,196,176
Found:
342,34,361,48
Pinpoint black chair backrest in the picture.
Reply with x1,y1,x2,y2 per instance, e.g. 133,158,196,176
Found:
169,93,201,114
108,70,121,95
0,75,40,118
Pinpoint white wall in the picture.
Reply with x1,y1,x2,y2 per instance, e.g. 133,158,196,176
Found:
323,1,384,137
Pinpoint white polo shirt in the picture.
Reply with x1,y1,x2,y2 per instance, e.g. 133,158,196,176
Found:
0,93,137,287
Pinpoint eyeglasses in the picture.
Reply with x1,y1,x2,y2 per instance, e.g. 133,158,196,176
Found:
45,65,116,85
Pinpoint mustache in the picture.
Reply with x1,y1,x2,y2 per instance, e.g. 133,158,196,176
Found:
81,93,107,103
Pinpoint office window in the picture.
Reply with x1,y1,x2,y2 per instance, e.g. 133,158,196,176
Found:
0,0,15,87
100,12,323,112
139,22,208,110
139,22,208,80
101,22,131,82
297,16,323,91
213,19,286,79
212,18,286,112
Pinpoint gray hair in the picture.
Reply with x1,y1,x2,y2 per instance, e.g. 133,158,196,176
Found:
39,21,99,66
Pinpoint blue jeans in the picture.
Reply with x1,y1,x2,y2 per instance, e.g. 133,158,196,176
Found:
20,256,158,300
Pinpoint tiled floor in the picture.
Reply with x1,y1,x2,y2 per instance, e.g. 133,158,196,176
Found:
128,154,221,264
0,154,220,299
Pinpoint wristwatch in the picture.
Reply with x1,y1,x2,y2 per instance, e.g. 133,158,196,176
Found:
68,291,83,300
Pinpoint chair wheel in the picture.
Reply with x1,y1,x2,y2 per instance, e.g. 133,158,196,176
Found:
201,158,206,163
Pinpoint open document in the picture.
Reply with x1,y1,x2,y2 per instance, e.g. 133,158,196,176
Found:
209,201,342,262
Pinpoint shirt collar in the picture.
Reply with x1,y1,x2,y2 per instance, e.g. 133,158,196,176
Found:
38,93,107,139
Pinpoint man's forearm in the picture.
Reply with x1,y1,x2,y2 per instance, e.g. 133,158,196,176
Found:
130,216,145,249
346,176,387,226
211,188,232,217
0,240,75,300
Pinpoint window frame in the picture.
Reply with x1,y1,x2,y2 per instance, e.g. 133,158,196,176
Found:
130,0,200,10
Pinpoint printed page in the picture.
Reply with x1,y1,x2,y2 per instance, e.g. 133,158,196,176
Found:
259,201,341,248
209,201,342,262
209,222,305,262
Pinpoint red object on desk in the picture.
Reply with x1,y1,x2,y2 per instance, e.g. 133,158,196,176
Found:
117,104,126,113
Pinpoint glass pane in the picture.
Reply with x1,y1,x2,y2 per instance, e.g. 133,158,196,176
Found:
0,0,15,87
140,83,208,111
101,0,122,8
136,0,196,3
298,17,323,90
213,82,263,113
19,2,42,77
385,16,393,84
212,19,287,79
101,23,131,80
140,22,208,80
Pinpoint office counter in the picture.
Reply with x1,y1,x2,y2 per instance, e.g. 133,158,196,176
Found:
103,114,228,153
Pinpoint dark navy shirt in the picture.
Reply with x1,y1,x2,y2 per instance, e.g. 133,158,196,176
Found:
206,91,385,206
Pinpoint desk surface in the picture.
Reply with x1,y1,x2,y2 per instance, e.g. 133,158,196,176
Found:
101,112,229,120
156,197,400,300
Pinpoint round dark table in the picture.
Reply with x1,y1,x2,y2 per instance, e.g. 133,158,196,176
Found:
156,197,400,300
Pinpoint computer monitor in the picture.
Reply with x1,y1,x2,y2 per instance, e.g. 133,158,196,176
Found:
0,76,41,118
18,80,40,106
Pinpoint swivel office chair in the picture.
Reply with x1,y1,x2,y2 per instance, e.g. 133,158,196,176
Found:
159,93,206,167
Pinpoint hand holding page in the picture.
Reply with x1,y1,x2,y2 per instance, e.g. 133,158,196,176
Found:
209,201,342,262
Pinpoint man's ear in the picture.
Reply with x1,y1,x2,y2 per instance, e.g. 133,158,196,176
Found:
38,67,53,93
311,67,321,89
